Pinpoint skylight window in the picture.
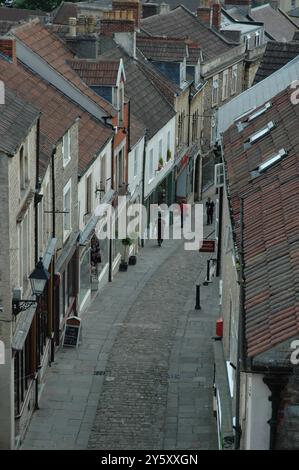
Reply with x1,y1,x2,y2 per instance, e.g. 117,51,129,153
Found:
246,102,271,123
251,149,287,178
248,121,275,145
258,149,287,173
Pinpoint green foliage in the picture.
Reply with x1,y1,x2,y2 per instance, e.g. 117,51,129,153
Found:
167,149,172,161
122,237,133,246
14,0,79,12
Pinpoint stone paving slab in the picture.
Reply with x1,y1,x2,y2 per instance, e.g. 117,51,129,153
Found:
22,197,219,450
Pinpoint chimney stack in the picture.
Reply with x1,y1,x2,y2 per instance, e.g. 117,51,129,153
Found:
197,1,222,29
77,15,87,35
68,17,77,37
0,38,17,64
101,10,135,37
212,1,221,30
112,0,141,29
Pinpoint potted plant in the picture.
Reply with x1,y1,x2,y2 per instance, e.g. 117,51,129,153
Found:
119,237,133,272
167,149,172,161
158,157,164,171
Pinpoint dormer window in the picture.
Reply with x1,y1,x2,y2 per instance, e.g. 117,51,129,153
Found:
244,121,275,149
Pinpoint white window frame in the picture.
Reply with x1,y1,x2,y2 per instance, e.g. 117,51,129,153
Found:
149,148,154,182
212,75,219,107
134,147,138,178
231,65,238,96
215,162,224,188
222,70,229,101
255,31,260,47
63,179,72,242
100,154,106,192
62,130,71,167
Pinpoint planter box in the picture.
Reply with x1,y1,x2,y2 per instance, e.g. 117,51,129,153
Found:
129,255,137,265
119,260,128,272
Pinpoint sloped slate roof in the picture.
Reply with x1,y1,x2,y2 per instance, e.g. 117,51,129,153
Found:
53,1,78,25
99,45,176,140
0,6,46,21
136,35,187,62
249,5,298,42
12,20,116,117
68,59,120,86
141,5,234,61
144,0,202,12
254,40,299,84
0,57,112,177
0,88,39,155
223,86,299,358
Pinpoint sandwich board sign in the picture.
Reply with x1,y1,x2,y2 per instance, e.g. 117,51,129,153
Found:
63,316,81,348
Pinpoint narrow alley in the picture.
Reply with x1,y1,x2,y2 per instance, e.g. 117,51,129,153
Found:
22,214,218,450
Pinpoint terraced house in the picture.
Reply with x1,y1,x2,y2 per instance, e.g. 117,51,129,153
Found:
140,4,246,190
214,55,299,449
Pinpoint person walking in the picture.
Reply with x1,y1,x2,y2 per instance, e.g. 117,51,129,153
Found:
157,210,165,246
206,197,215,225
179,198,189,228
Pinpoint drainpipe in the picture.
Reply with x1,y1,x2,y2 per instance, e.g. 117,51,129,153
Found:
51,147,59,350
109,135,115,282
141,129,148,248
234,196,245,449
34,117,41,410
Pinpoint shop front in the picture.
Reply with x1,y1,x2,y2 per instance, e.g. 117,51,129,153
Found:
175,152,196,203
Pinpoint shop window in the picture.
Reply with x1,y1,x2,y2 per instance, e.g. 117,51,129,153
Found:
14,333,35,417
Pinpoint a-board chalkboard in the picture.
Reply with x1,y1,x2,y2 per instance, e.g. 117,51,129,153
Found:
63,317,81,348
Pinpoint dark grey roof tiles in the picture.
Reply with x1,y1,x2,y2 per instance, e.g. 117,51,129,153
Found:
254,40,299,84
141,5,234,61
0,88,39,155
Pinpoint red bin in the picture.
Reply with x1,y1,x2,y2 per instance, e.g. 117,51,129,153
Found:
216,318,223,338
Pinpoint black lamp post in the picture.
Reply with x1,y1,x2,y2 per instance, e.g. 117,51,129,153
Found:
12,258,50,316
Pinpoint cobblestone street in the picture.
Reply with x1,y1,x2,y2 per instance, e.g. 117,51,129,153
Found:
22,209,219,450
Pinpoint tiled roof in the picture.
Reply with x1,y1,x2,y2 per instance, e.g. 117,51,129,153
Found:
130,113,145,149
68,59,120,86
12,21,116,117
53,1,78,25
0,6,46,22
144,0,202,12
0,57,112,177
141,5,234,61
254,40,299,85
223,86,299,358
99,45,176,140
136,49,180,105
136,35,188,62
249,5,298,42
0,87,39,155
